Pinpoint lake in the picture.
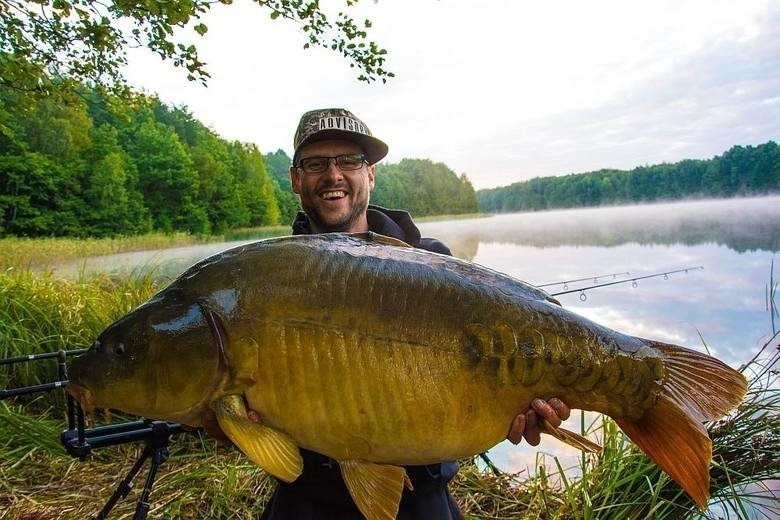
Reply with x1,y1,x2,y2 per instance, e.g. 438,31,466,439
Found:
53,196,779,479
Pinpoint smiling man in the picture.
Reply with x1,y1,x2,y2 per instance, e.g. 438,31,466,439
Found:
256,108,570,519
288,108,450,253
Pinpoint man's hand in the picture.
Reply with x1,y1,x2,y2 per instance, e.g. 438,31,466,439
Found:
506,398,570,446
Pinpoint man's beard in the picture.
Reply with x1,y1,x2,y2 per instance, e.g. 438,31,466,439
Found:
304,196,369,232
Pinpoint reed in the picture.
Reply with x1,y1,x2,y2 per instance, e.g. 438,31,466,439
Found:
0,268,162,409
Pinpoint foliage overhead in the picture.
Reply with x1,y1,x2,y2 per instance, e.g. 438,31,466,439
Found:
0,0,392,96
478,142,780,213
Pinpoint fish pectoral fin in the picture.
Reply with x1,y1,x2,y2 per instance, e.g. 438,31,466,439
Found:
540,418,602,453
211,395,302,483
340,460,406,520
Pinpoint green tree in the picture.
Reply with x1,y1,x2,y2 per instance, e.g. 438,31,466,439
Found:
119,107,205,233
476,141,780,213
264,149,299,225
0,151,59,235
231,142,280,227
373,159,478,216
0,90,93,235
82,124,151,236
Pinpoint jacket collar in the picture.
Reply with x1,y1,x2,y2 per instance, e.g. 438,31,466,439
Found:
291,205,422,246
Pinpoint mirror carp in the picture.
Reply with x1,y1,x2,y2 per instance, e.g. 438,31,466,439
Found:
68,232,747,519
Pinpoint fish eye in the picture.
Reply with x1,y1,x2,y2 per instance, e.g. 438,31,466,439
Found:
115,343,125,356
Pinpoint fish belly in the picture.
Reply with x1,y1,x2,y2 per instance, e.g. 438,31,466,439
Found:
246,319,523,465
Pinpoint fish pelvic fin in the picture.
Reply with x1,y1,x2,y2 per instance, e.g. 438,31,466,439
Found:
540,419,602,453
617,340,747,510
340,460,406,520
211,395,302,483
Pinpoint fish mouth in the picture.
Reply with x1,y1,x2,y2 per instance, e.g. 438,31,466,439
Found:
67,382,95,412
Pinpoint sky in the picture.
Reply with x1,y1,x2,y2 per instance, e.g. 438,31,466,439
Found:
123,0,780,190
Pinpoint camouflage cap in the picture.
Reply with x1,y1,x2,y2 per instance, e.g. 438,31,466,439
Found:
293,108,388,165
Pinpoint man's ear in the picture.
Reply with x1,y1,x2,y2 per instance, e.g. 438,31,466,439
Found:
367,164,376,191
290,167,301,195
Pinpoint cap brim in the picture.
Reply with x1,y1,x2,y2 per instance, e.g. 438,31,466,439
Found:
294,129,388,165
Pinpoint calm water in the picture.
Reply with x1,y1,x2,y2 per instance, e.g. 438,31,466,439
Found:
54,196,779,494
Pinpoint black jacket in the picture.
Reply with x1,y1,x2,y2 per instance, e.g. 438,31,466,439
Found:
261,206,462,519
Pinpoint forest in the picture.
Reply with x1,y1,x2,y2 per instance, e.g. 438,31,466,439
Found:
477,141,780,213
0,87,478,238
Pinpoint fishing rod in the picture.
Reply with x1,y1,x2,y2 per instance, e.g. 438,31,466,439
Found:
537,271,631,290
2,348,186,519
549,266,704,300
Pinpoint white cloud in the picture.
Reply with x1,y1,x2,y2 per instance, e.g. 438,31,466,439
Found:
123,0,780,189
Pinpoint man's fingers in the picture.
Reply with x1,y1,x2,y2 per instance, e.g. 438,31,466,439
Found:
548,397,570,421
531,398,562,428
247,409,262,423
507,413,526,444
524,410,541,446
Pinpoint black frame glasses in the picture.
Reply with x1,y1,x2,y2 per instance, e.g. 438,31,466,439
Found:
296,153,368,175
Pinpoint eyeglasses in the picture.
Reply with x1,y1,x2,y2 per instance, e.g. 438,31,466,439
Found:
296,153,368,175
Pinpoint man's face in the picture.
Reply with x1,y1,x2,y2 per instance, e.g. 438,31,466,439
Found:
290,139,375,233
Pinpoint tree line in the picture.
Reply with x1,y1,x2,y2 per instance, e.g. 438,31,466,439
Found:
478,141,780,213
1,88,282,237
1,87,478,238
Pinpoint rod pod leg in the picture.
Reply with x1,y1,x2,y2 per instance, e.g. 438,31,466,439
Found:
93,448,151,520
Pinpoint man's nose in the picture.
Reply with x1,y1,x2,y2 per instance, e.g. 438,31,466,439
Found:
321,159,344,179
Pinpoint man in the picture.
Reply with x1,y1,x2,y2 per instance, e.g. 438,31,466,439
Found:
256,108,570,519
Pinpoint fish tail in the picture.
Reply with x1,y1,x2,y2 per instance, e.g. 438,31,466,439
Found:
616,340,747,509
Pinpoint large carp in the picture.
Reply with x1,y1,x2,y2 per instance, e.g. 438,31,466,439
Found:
68,232,747,519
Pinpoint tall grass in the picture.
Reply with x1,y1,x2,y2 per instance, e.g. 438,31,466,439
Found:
0,268,163,412
1,263,777,519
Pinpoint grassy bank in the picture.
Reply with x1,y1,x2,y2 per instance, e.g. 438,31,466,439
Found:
0,227,291,272
1,265,777,518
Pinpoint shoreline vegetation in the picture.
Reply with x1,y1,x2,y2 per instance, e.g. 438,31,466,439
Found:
478,141,779,214
1,233,778,518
